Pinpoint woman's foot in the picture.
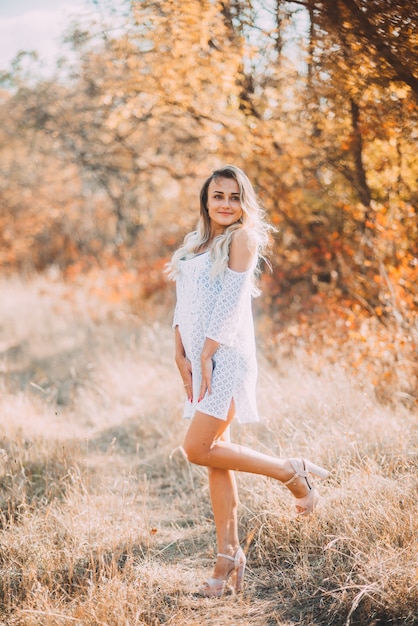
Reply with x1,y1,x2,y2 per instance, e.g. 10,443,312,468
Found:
198,547,246,597
282,458,329,516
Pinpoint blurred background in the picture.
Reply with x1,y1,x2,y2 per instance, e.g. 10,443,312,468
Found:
0,0,417,403
0,6,417,622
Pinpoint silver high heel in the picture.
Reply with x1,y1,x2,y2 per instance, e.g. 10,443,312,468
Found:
198,547,246,597
283,458,329,517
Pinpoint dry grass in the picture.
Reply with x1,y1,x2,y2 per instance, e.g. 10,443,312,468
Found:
0,273,417,626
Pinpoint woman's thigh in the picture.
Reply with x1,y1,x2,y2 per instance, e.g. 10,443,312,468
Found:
183,402,235,462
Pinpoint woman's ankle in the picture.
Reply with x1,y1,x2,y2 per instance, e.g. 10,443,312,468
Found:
281,459,310,498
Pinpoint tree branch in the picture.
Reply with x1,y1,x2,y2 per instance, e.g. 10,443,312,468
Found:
336,0,418,96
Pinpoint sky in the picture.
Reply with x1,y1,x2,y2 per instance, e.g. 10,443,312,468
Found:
0,0,92,72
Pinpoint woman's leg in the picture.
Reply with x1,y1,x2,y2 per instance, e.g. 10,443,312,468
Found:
207,404,241,579
183,410,310,499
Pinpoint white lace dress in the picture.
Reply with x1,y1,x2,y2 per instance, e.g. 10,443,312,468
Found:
173,251,259,424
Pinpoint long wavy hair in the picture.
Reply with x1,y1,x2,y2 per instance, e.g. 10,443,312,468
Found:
166,165,274,295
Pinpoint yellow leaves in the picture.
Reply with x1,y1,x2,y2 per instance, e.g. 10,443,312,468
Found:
389,84,410,100
125,1,244,122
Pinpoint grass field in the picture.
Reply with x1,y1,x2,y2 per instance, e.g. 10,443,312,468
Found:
0,273,417,625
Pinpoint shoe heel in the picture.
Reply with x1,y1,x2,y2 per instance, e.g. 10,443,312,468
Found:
234,549,246,593
305,460,329,480
235,566,245,592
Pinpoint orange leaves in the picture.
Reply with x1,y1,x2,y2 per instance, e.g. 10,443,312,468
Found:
264,291,417,405
63,256,172,313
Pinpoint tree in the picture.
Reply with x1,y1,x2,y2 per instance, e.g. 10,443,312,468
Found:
0,0,416,331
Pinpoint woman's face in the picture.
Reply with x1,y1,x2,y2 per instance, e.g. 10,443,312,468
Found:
206,177,243,236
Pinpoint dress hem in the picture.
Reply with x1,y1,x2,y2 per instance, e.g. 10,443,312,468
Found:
182,406,260,425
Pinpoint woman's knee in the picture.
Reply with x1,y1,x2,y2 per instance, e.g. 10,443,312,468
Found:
182,434,208,466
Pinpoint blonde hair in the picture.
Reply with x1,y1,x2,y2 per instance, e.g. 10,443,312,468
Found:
166,165,274,295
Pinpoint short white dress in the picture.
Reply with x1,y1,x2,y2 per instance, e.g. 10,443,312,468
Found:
173,250,259,424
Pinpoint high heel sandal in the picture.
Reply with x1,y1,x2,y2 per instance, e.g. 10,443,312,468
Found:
198,547,246,597
284,458,329,517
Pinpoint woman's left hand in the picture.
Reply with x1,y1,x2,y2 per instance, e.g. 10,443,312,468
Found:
198,338,219,403
198,354,213,402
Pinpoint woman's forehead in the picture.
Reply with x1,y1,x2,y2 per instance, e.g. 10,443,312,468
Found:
209,177,240,193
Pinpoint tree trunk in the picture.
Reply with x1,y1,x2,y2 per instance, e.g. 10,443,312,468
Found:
349,98,372,210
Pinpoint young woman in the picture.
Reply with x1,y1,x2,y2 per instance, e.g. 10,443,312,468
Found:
167,165,329,597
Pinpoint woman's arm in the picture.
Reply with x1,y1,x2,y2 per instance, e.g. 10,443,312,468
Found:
198,229,257,402
205,229,257,347
228,228,257,272
199,337,220,402
174,325,193,402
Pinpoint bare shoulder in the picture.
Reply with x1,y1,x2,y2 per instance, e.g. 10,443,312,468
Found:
228,228,257,272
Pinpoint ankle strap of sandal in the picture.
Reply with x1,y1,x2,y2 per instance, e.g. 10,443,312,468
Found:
283,468,309,486
283,459,309,486
217,552,236,562
283,471,298,486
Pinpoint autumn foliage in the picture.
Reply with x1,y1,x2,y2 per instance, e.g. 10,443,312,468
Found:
0,0,416,401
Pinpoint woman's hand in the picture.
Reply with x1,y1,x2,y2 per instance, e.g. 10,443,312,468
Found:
174,326,193,401
176,353,193,402
198,338,220,402
199,354,213,402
